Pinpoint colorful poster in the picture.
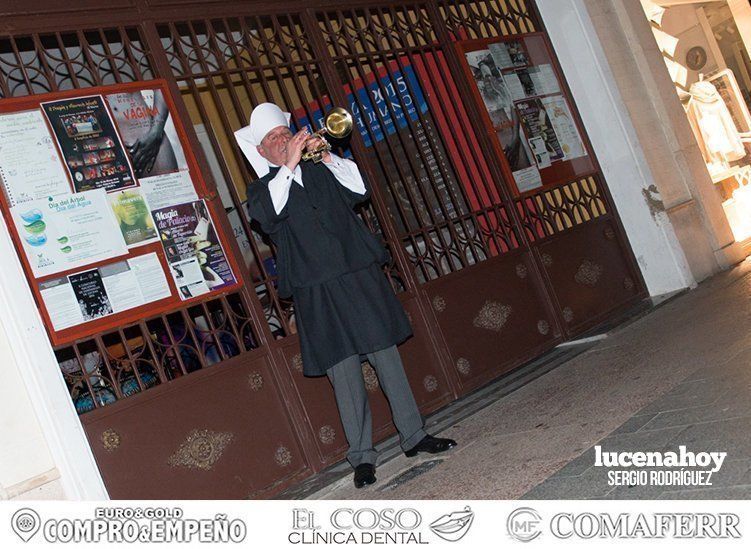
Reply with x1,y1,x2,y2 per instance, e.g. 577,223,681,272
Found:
107,188,158,247
541,95,587,160
69,269,113,322
41,95,134,192
152,200,236,299
517,98,565,167
105,89,188,180
12,188,128,278
0,110,71,207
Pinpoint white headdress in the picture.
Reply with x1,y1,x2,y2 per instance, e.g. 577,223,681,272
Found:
234,102,291,177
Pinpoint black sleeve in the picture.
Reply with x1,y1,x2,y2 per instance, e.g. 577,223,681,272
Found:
245,179,289,235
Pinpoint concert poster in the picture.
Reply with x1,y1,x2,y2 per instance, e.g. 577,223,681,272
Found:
41,95,135,193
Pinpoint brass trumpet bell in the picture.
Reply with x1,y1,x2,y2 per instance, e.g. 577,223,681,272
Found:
302,107,353,162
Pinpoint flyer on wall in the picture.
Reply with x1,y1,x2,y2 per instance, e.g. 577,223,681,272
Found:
517,98,565,168
105,89,189,181
540,95,587,160
152,200,236,299
11,188,128,278
0,109,71,207
41,95,135,192
38,252,171,331
107,188,159,248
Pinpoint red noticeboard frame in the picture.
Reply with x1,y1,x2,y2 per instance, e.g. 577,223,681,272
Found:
454,32,598,197
0,79,243,346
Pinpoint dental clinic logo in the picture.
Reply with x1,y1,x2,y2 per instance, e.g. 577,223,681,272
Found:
429,506,475,542
595,445,727,488
289,507,426,544
12,508,41,542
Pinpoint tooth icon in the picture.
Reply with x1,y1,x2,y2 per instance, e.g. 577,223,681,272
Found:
429,506,474,542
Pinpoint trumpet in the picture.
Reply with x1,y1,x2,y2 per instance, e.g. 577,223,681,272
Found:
301,107,353,162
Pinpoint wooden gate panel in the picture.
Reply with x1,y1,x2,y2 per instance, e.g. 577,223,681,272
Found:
423,250,560,395
537,218,642,335
82,351,310,499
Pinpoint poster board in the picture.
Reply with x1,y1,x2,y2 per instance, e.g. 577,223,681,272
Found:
455,33,597,196
0,80,242,345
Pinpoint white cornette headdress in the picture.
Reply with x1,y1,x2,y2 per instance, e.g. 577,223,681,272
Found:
234,102,291,177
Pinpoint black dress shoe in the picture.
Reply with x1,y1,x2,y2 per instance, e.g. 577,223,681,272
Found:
404,435,457,457
353,463,376,488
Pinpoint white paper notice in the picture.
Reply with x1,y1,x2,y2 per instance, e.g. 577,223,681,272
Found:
513,166,543,193
128,253,171,302
170,257,210,300
0,110,71,207
39,277,84,331
139,170,199,210
99,261,144,313
541,96,586,160
535,64,561,95
503,72,526,101
12,188,128,278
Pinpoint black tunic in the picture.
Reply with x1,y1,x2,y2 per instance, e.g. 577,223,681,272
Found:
246,161,412,376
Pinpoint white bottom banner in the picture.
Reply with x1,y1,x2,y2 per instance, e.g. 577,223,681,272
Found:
0,500,746,548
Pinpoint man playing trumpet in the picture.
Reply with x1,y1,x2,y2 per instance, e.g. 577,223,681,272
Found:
235,102,456,489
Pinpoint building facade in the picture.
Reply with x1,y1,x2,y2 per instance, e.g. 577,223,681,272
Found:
0,0,742,499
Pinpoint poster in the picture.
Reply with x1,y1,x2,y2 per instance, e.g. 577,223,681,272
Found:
69,269,113,322
105,89,188,180
153,200,236,299
41,95,134,192
107,188,158,247
540,95,586,160
517,98,565,167
12,188,128,278
488,41,528,69
464,50,513,128
138,170,198,210
0,110,71,207
39,252,171,331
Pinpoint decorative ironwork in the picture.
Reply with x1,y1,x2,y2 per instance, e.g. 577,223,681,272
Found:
248,372,264,391
537,320,550,336
291,353,303,373
562,307,574,323
101,429,121,452
168,429,234,471
438,0,538,40
574,260,604,287
456,357,471,375
473,300,512,332
362,363,379,392
423,375,439,392
274,446,293,467
318,425,336,445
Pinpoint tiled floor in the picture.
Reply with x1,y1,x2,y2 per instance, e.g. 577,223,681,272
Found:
289,259,751,500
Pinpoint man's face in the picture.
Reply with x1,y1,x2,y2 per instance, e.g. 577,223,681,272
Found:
257,125,293,166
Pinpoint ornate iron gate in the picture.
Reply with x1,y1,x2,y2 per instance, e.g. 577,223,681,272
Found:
0,0,646,498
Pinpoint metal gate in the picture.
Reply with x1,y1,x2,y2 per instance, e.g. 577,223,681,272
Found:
0,0,646,498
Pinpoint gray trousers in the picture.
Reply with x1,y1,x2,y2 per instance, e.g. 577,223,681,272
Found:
326,345,427,468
